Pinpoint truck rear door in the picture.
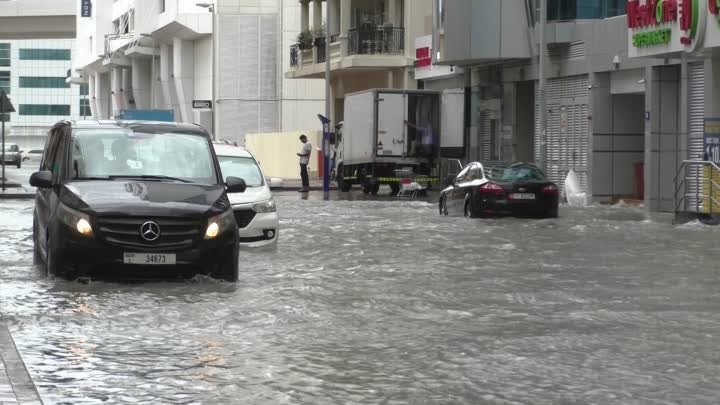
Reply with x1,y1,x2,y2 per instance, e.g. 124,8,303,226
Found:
376,93,406,157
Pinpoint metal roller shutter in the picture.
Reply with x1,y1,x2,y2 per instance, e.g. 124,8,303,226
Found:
687,62,705,212
535,75,590,193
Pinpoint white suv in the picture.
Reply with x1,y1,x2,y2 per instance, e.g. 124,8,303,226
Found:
214,143,279,247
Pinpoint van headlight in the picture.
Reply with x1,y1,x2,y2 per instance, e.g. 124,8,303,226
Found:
58,203,93,237
204,209,235,240
251,198,276,213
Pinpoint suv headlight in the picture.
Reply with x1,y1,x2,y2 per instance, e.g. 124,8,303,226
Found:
204,208,235,240
251,198,276,213
57,203,93,237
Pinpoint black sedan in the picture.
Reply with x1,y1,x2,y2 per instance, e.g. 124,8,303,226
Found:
439,162,559,218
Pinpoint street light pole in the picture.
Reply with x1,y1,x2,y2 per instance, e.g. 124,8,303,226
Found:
323,1,332,193
197,2,216,140
538,0,547,173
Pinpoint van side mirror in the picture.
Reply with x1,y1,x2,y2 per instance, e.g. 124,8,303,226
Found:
226,176,247,193
30,171,53,188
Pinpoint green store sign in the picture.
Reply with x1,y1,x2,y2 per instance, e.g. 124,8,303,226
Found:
632,28,673,47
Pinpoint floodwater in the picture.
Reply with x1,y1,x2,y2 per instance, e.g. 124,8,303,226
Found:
1,193,720,404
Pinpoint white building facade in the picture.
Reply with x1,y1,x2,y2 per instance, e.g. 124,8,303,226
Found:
71,0,324,145
1,38,88,149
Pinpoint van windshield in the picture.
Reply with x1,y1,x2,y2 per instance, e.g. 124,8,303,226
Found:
217,156,264,187
71,129,218,184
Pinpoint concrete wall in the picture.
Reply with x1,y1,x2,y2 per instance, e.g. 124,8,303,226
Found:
442,0,531,64
645,65,682,212
592,71,645,202
245,130,322,179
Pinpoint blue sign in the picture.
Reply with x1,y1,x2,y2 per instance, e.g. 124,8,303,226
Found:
704,119,720,165
81,0,92,17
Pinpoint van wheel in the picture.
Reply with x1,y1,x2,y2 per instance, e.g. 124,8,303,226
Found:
16,160,21,169
33,220,42,266
543,207,559,219
214,250,239,282
340,179,352,192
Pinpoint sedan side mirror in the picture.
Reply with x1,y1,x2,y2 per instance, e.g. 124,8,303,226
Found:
226,176,247,193
30,171,53,188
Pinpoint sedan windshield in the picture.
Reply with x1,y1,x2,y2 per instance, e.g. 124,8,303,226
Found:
3,145,19,152
484,164,547,182
217,155,264,187
71,129,217,184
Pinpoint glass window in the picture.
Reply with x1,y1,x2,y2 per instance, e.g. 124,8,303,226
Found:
0,114,9,122
0,71,10,94
70,129,218,184
19,48,71,61
19,105,71,116
3,144,19,152
19,77,70,89
80,83,89,95
217,155,264,187
484,164,547,182
79,99,91,117
548,0,625,21
0,43,9,67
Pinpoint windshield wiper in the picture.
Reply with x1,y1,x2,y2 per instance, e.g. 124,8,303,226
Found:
108,175,195,183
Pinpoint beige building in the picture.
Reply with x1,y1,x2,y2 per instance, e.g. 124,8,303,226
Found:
286,0,432,125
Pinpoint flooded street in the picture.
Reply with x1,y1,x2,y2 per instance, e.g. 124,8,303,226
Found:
1,193,720,404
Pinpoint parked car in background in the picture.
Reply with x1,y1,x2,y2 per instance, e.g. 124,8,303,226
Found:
214,142,279,247
2,143,22,168
22,149,44,165
439,162,560,218
31,120,246,281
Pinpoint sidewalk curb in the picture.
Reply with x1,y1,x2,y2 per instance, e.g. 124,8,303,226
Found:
0,322,43,404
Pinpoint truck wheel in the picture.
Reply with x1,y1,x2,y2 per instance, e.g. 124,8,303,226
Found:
390,183,400,195
340,180,352,192
371,183,380,195
17,160,21,169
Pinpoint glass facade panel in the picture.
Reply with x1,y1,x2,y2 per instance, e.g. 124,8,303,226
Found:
19,77,70,88
80,99,91,117
0,71,9,94
19,104,71,116
19,48,71,61
548,0,625,21
0,43,9,67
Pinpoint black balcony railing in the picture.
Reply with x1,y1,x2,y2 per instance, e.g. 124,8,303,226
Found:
290,45,299,67
348,26,404,56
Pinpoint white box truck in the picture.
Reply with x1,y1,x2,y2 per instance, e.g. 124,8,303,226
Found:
334,88,464,194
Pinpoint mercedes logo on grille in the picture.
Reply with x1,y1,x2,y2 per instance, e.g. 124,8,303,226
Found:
519,188,527,192
140,221,161,242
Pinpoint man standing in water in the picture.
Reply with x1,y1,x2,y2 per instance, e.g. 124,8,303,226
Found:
297,134,312,192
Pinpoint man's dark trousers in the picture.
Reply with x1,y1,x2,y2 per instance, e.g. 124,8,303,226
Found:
300,163,309,189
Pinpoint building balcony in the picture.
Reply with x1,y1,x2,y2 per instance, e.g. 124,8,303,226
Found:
286,27,408,79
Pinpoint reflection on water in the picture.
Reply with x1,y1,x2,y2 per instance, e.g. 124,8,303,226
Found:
1,194,720,404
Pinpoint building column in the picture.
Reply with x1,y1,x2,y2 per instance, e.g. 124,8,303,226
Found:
111,67,124,117
173,38,194,123
88,71,97,118
131,58,152,109
327,0,338,37
301,0,310,32
95,71,111,119
312,0,323,33
159,43,178,117
121,68,133,110
340,0,351,54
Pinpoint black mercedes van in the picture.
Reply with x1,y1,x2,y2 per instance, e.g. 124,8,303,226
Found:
31,120,246,281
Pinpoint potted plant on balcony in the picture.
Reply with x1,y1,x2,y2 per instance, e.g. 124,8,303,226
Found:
297,29,314,50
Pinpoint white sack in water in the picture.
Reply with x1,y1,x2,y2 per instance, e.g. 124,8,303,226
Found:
564,169,587,207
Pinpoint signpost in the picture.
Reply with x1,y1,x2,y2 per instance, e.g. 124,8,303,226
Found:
1,91,17,192
318,114,331,193
192,100,212,109
81,0,92,18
